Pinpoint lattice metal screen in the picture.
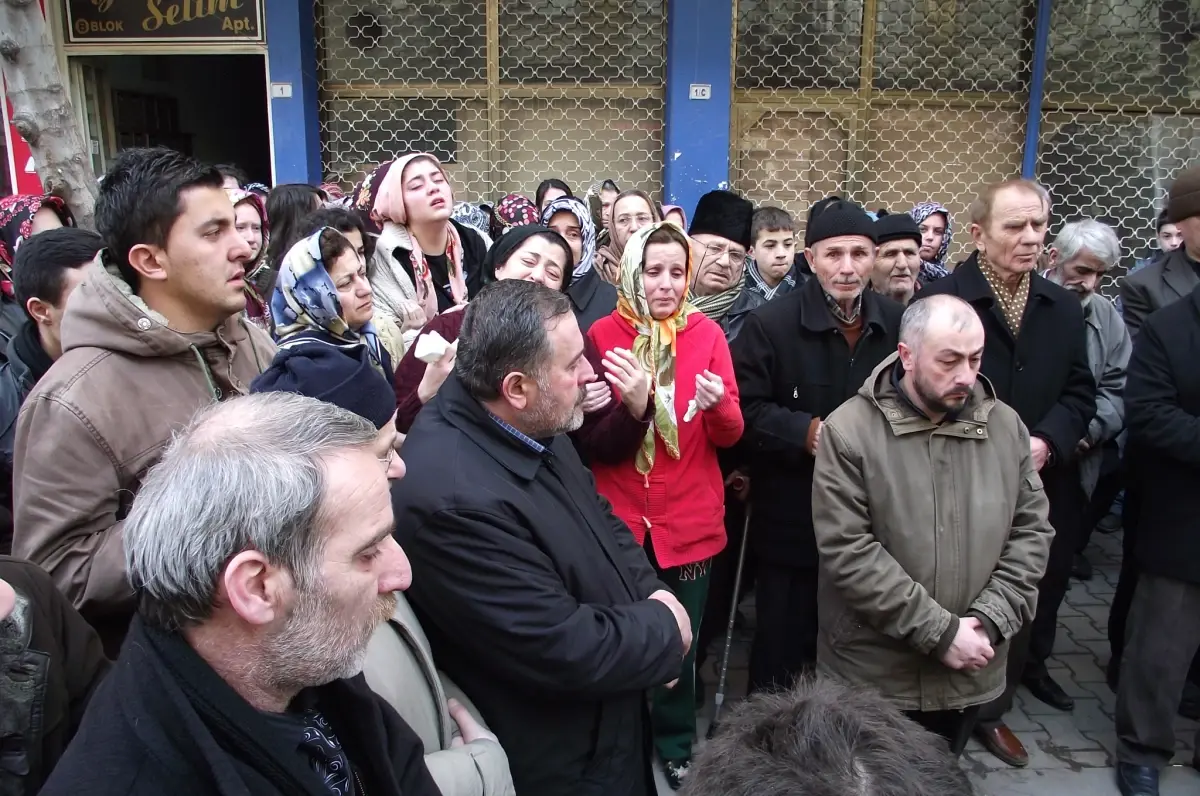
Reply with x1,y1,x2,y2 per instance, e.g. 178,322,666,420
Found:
314,0,666,206
732,0,1200,293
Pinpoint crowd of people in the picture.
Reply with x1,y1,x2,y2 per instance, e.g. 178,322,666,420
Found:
0,147,1198,796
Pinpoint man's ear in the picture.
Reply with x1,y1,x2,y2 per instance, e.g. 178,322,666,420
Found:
25,296,54,327
897,341,917,372
127,243,169,283
221,550,290,626
499,371,535,412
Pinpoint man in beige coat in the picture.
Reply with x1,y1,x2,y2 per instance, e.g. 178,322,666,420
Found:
812,294,1054,754
11,148,275,655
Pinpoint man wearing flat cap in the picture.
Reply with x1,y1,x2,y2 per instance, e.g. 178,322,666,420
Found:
731,199,903,693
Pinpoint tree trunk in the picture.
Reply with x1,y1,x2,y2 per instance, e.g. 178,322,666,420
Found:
0,0,97,230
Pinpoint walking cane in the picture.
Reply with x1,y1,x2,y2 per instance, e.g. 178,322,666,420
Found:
707,504,752,739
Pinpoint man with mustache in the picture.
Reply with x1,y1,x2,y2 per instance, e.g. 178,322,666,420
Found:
40,392,440,796
812,294,1054,755
732,199,903,694
870,210,924,304
390,280,690,796
919,179,1096,767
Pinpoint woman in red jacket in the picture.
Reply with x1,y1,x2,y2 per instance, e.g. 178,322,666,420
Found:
587,221,743,789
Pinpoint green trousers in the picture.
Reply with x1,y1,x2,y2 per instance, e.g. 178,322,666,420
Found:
646,544,711,763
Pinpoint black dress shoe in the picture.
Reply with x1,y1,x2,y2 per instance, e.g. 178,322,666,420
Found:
1072,553,1094,580
1023,671,1075,711
1116,762,1159,796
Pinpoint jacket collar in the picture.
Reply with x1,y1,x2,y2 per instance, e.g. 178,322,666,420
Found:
436,371,555,481
1162,246,1200,299
953,251,1061,310
862,352,997,438
796,274,892,334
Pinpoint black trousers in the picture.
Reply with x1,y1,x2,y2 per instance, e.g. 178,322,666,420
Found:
748,563,818,694
979,464,1078,722
1116,572,1200,767
1026,464,1087,677
1076,443,1124,556
906,707,982,756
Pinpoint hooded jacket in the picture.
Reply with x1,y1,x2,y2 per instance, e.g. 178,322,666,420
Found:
11,258,275,655
812,355,1053,712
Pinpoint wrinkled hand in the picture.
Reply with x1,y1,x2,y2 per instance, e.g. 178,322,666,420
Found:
649,589,692,657
940,617,995,671
809,420,824,456
1076,438,1092,455
603,348,650,419
582,380,612,414
398,300,428,332
595,246,621,284
1031,436,1051,471
417,341,458,404
448,698,498,747
694,370,725,411
724,470,750,501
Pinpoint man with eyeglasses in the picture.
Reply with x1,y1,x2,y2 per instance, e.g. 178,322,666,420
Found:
687,190,755,323
732,199,903,694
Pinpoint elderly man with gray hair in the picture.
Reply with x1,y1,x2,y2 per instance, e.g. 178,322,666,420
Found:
39,393,442,796
1043,220,1132,578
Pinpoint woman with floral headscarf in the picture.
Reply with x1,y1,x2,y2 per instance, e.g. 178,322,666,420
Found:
270,227,398,380
586,222,743,790
540,195,615,332
225,188,272,330
488,193,540,240
0,194,75,343
909,201,955,282
355,155,489,335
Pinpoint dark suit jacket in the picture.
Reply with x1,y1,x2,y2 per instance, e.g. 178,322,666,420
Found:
1120,246,1200,337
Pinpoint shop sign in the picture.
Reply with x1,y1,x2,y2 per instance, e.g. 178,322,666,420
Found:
66,0,263,44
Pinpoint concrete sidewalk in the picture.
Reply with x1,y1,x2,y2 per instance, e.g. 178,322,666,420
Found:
663,527,1200,794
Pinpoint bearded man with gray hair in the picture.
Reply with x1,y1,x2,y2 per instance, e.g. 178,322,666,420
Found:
39,392,441,796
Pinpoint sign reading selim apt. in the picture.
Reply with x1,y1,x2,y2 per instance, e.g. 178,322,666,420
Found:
66,0,263,43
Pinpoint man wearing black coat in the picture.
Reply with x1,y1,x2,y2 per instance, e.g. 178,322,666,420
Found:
41,393,440,796
731,200,903,694
1113,283,1200,796
391,280,689,796
919,178,1096,767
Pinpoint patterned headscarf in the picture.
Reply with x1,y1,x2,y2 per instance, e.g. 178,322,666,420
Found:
369,153,469,320
271,229,386,373
540,196,596,281
451,201,493,245
0,194,75,272
226,188,272,328
353,161,394,236
910,202,954,282
616,222,697,476
491,193,540,240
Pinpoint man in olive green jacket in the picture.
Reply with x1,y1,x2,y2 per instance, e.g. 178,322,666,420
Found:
812,294,1054,755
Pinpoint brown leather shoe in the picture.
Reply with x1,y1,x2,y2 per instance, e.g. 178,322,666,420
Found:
975,723,1029,768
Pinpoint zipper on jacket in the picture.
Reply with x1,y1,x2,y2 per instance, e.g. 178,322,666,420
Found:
353,766,367,796
642,473,652,535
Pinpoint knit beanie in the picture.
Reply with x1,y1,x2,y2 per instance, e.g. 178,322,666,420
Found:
1166,165,1200,224
873,210,922,247
689,190,754,249
251,342,396,430
805,199,877,247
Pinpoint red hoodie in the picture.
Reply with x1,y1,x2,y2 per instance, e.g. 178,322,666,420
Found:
587,310,743,569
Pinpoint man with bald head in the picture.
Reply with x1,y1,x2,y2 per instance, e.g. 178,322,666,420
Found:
812,294,1054,756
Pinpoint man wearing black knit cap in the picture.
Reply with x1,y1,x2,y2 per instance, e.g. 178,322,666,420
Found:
688,189,755,323
870,211,923,304
731,198,903,693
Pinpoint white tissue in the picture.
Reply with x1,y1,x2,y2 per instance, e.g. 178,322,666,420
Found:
414,331,452,364
683,399,699,423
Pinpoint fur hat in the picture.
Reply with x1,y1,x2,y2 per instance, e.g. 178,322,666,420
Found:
1166,165,1200,224
689,190,754,249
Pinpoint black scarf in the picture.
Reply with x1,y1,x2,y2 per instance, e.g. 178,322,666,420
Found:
13,320,55,383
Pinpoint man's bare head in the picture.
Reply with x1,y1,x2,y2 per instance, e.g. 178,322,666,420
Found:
898,295,985,419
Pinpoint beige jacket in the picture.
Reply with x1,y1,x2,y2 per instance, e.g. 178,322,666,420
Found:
812,353,1054,712
363,593,515,796
11,258,275,652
